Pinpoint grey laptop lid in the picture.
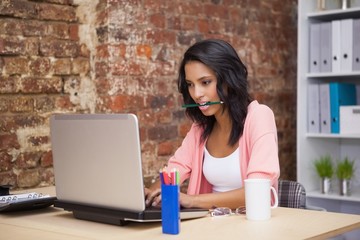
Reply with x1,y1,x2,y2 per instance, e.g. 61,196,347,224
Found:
50,114,145,212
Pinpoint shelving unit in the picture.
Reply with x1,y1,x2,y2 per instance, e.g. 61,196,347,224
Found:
297,0,360,220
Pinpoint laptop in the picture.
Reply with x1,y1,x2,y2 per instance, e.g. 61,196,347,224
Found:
50,113,208,225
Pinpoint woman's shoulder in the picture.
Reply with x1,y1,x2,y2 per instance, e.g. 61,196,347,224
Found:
245,100,277,132
247,100,275,117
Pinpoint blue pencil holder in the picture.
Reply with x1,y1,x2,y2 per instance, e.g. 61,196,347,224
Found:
161,184,180,235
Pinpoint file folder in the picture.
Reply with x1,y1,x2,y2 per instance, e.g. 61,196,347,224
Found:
319,83,331,133
353,19,360,71
332,20,341,73
307,83,320,133
340,19,353,72
309,23,321,73
329,82,356,133
320,22,332,72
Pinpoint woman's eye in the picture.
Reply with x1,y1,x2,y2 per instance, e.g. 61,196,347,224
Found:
186,82,194,87
203,80,211,85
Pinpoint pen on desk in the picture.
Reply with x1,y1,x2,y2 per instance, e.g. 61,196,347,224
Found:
182,101,224,108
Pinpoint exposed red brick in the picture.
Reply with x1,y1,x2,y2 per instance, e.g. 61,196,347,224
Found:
53,58,72,75
0,76,20,94
46,22,70,39
112,61,143,76
40,39,78,57
0,98,9,112
0,0,298,189
37,3,77,22
149,13,166,28
179,122,191,138
198,18,210,33
55,96,76,110
0,151,13,171
41,151,53,168
182,16,197,31
0,18,23,36
17,169,41,188
29,57,51,76
136,44,152,59
35,96,56,112
23,20,47,37
79,43,90,57
0,133,20,150
146,29,176,44
3,57,28,74
95,61,110,77
72,57,90,75
10,97,34,113
0,171,16,186
148,125,178,141
0,0,37,19
16,152,41,169
0,37,26,55
20,77,63,93
157,141,174,156
69,24,79,41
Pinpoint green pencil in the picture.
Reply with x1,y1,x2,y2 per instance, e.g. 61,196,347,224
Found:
182,101,224,108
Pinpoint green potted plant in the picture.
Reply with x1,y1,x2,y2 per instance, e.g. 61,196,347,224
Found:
336,157,355,196
314,155,334,194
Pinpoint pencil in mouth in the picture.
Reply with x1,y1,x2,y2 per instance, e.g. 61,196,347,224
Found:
182,101,223,108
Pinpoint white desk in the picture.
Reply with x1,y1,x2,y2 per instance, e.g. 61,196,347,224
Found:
1,186,360,240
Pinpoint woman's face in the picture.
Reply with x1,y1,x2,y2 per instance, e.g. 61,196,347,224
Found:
184,61,223,116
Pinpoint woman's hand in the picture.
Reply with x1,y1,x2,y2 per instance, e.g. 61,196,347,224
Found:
145,187,194,208
179,192,195,208
144,187,162,207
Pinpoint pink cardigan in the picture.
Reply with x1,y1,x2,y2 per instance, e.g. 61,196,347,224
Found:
168,100,280,195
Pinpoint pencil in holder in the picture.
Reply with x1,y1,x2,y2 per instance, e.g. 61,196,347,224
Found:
161,184,180,235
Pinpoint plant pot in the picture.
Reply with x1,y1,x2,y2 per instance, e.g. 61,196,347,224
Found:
341,0,351,9
339,179,351,196
321,177,331,194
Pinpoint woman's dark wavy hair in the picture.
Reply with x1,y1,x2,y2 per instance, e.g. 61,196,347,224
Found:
178,39,252,146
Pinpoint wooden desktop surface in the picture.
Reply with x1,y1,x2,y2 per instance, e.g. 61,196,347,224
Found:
1,186,360,240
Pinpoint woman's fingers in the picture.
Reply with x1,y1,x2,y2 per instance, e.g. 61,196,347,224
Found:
145,188,161,207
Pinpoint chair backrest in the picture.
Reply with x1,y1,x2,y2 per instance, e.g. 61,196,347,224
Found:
278,180,306,209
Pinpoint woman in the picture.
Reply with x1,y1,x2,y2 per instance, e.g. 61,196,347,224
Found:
145,39,280,210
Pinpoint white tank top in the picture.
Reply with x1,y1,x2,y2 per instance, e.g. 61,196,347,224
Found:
203,146,242,192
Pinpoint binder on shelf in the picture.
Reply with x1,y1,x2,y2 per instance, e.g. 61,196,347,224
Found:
329,82,356,133
357,84,360,105
320,22,332,73
331,20,341,73
353,19,360,71
309,22,321,73
319,83,331,133
340,19,353,72
307,83,320,133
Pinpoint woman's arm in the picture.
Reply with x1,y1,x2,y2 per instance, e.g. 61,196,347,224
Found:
146,181,245,209
180,188,245,209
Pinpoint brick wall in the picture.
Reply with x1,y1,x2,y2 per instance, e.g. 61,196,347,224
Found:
0,0,298,189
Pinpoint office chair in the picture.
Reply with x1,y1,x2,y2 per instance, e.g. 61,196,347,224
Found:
278,179,326,211
278,179,306,209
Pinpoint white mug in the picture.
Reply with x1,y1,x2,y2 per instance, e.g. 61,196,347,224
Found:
244,178,278,221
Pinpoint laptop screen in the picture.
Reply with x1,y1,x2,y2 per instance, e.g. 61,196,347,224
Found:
50,114,145,212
